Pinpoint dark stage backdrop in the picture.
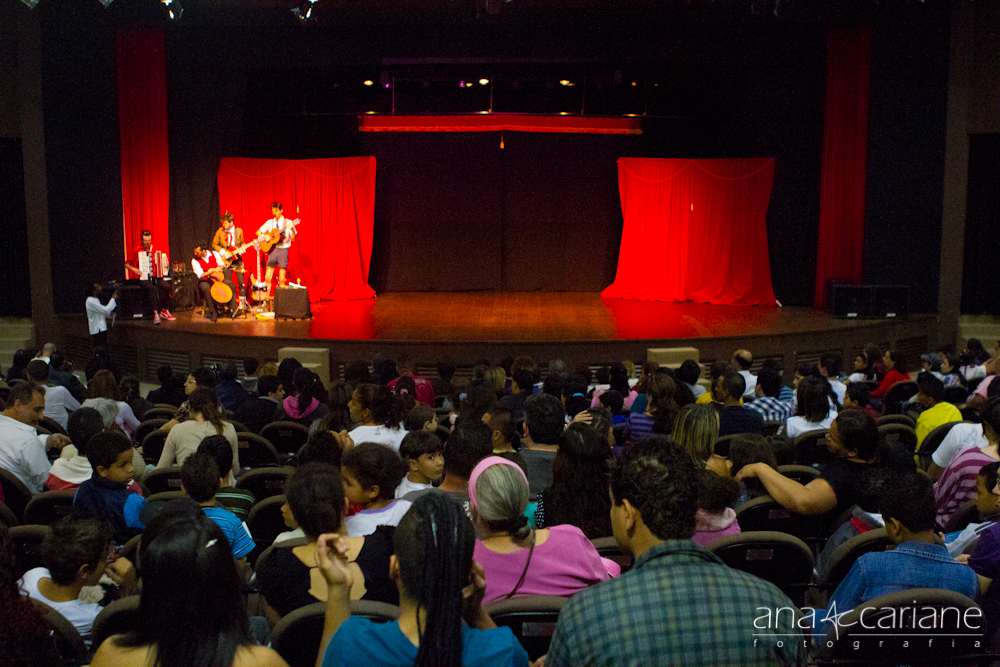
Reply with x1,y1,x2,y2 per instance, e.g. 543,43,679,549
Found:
962,135,1000,316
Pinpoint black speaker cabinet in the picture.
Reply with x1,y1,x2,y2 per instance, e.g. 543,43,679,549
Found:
872,285,909,318
171,273,199,311
827,283,872,318
274,288,311,319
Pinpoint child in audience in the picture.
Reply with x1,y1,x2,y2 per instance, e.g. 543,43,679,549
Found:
843,381,879,420
395,431,444,498
73,431,147,544
347,384,407,452
181,452,256,561
692,469,741,548
45,407,107,491
315,492,530,667
90,502,287,667
728,434,777,504
342,443,412,536
947,461,1000,556
296,430,344,468
197,435,255,521
402,403,438,432
18,515,136,646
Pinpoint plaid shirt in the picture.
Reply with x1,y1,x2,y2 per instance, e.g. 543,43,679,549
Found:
744,396,794,423
546,540,806,667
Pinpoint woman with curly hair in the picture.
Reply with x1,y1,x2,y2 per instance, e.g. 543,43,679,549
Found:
534,423,612,538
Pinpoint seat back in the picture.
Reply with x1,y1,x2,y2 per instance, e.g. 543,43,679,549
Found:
134,419,168,447
272,600,401,667
882,380,918,415
143,466,184,495
735,496,829,544
0,468,33,522
818,528,892,595
944,385,969,405
235,467,293,501
142,407,177,421
141,429,169,465
30,599,87,663
877,423,918,453
590,536,635,573
776,465,820,485
0,501,18,528
38,417,67,436
877,414,916,429
707,531,813,607
23,490,77,525
486,595,568,661
761,420,784,437
90,595,141,650
792,429,833,466
821,588,984,664
236,432,281,470
917,421,969,470
246,495,289,566
145,490,187,503
10,524,52,578
259,422,310,458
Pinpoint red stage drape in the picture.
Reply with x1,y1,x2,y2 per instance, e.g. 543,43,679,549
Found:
216,157,377,301
814,24,872,309
601,158,778,306
117,28,170,263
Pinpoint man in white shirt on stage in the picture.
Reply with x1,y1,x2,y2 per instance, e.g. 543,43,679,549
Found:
85,282,117,348
0,383,70,495
256,202,298,298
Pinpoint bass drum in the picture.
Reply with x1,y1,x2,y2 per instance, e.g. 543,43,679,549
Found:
210,281,233,304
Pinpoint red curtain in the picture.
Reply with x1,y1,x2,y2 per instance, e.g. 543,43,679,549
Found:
813,24,872,309
601,158,778,306
216,157,377,301
117,28,170,262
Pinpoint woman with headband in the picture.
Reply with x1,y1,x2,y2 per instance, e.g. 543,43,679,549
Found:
468,456,618,605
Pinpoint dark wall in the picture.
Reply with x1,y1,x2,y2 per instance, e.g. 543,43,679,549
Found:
961,135,1000,315
0,139,31,317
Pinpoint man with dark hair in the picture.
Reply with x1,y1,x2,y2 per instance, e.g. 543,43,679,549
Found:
521,392,566,495
146,364,183,406
499,367,535,421
431,356,456,406
843,382,879,419
191,243,235,323
256,202,299,297
546,438,804,667
715,371,763,436
676,359,706,399
760,359,796,401
743,366,793,423
181,451,255,560
85,281,117,347
387,352,434,406
48,350,87,403
27,359,80,430
731,349,757,400
819,353,846,406
0,383,70,493
234,374,284,434
483,406,527,471
822,472,978,636
915,371,962,447
215,360,249,413
197,435,255,520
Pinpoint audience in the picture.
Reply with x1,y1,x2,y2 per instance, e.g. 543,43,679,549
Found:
728,433,777,502
520,392,565,495
73,431,146,544
386,352,435,406
295,430,345,468
256,463,397,625
731,349,757,400
145,364,184,407
234,374,283,434
274,367,328,428
90,501,287,667
500,368,536,421
915,371,962,447
545,438,804,667
692,469,741,548
119,374,152,424
715,371,764,436
590,362,637,410
215,361,250,413
48,350,88,403
623,372,679,444
676,358,706,399
198,435,256,520
400,421,492,514
26,359,80,430
469,456,615,604
45,407,108,492
934,400,1000,526
315,492,529,667
871,349,910,399
784,376,835,438
818,353,846,406
534,423,612,538
672,403,728,476
744,366,793,422
158,387,240,476
843,381,879,419
87,369,141,436
342,443,411,536
347,383,407,452
0,523,60,667
0,383,71,493
394,430,445,497
240,357,259,395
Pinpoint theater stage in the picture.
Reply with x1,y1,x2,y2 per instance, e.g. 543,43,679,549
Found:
59,293,937,380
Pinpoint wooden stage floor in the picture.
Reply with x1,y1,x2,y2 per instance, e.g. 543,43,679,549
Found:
60,293,937,377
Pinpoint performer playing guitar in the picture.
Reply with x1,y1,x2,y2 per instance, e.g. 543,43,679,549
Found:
212,212,245,266
124,229,175,324
256,202,300,298
191,244,236,323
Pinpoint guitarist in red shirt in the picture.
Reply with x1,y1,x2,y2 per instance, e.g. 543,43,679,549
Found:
191,243,236,323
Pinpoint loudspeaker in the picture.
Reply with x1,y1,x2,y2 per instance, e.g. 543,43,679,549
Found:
872,285,909,318
171,273,198,311
827,283,872,318
274,288,311,319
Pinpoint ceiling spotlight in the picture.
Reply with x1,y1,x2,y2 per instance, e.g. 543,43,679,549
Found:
631,81,637,87
98,0,114,6
479,78,489,85
20,0,40,8
559,80,570,86
162,0,182,19
293,0,317,20
363,80,374,86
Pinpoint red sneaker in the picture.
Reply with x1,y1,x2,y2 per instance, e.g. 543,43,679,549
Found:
160,309,176,321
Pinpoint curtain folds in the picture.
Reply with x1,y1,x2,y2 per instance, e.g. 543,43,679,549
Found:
216,157,377,301
601,157,778,306
117,28,170,261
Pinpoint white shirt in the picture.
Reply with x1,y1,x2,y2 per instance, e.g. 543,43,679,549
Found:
348,424,408,453
42,385,81,430
19,567,103,645
395,476,433,499
191,251,225,279
828,379,847,406
273,527,307,545
738,370,757,401
344,499,413,537
0,414,51,494
85,296,116,335
963,364,988,382
783,412,835,439
685,382,707,398
258,216,295,249
932,422,989,469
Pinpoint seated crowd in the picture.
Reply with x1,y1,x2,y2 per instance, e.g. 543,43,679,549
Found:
3,339,1000,665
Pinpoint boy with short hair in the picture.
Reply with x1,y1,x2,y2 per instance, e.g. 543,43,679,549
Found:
73,431,146,544
197,435,255,521
18,515,135,646
915,372,963,447
395,430,445,498
181,451,255,560
843,382,879,420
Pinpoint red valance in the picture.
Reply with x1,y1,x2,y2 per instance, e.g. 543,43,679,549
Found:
602,157,778,306
358,114,641,135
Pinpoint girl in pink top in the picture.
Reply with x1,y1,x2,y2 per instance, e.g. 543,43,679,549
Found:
691,469,741,548
468,456,619,605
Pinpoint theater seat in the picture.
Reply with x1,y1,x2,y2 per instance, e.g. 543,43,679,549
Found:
817,528,892,601
707,531,813,607
246,495,289,566
485,595,568,662
90,595,141,651
271,600,401,667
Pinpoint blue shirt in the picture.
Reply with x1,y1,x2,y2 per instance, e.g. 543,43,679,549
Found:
743,396,794,422
323,616,529,667
822,540,979,637
202,505,256,559
73,475,146,545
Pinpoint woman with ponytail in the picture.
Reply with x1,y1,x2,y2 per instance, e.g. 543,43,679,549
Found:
159,387,240,479
275,367,329,428
348,383,407,452
469,457,617,605
315,493,529,667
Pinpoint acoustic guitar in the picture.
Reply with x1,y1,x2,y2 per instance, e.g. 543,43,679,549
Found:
257,218,301,254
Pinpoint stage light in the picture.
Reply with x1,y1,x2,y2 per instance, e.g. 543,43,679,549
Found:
631,81,637,86
293,0,317,20
20,0,40,7
479,78,489,85
363,80,374,86
162,0,182,19
98,0,114,6
559,80,570,86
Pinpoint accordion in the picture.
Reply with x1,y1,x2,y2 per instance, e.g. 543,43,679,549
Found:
136,250,170,280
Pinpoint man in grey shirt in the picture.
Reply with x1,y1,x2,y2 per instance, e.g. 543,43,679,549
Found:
520,392,565,496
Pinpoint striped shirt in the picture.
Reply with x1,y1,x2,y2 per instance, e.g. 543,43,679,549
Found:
203,506,256,559
623,412,656,443
215,487,256,521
